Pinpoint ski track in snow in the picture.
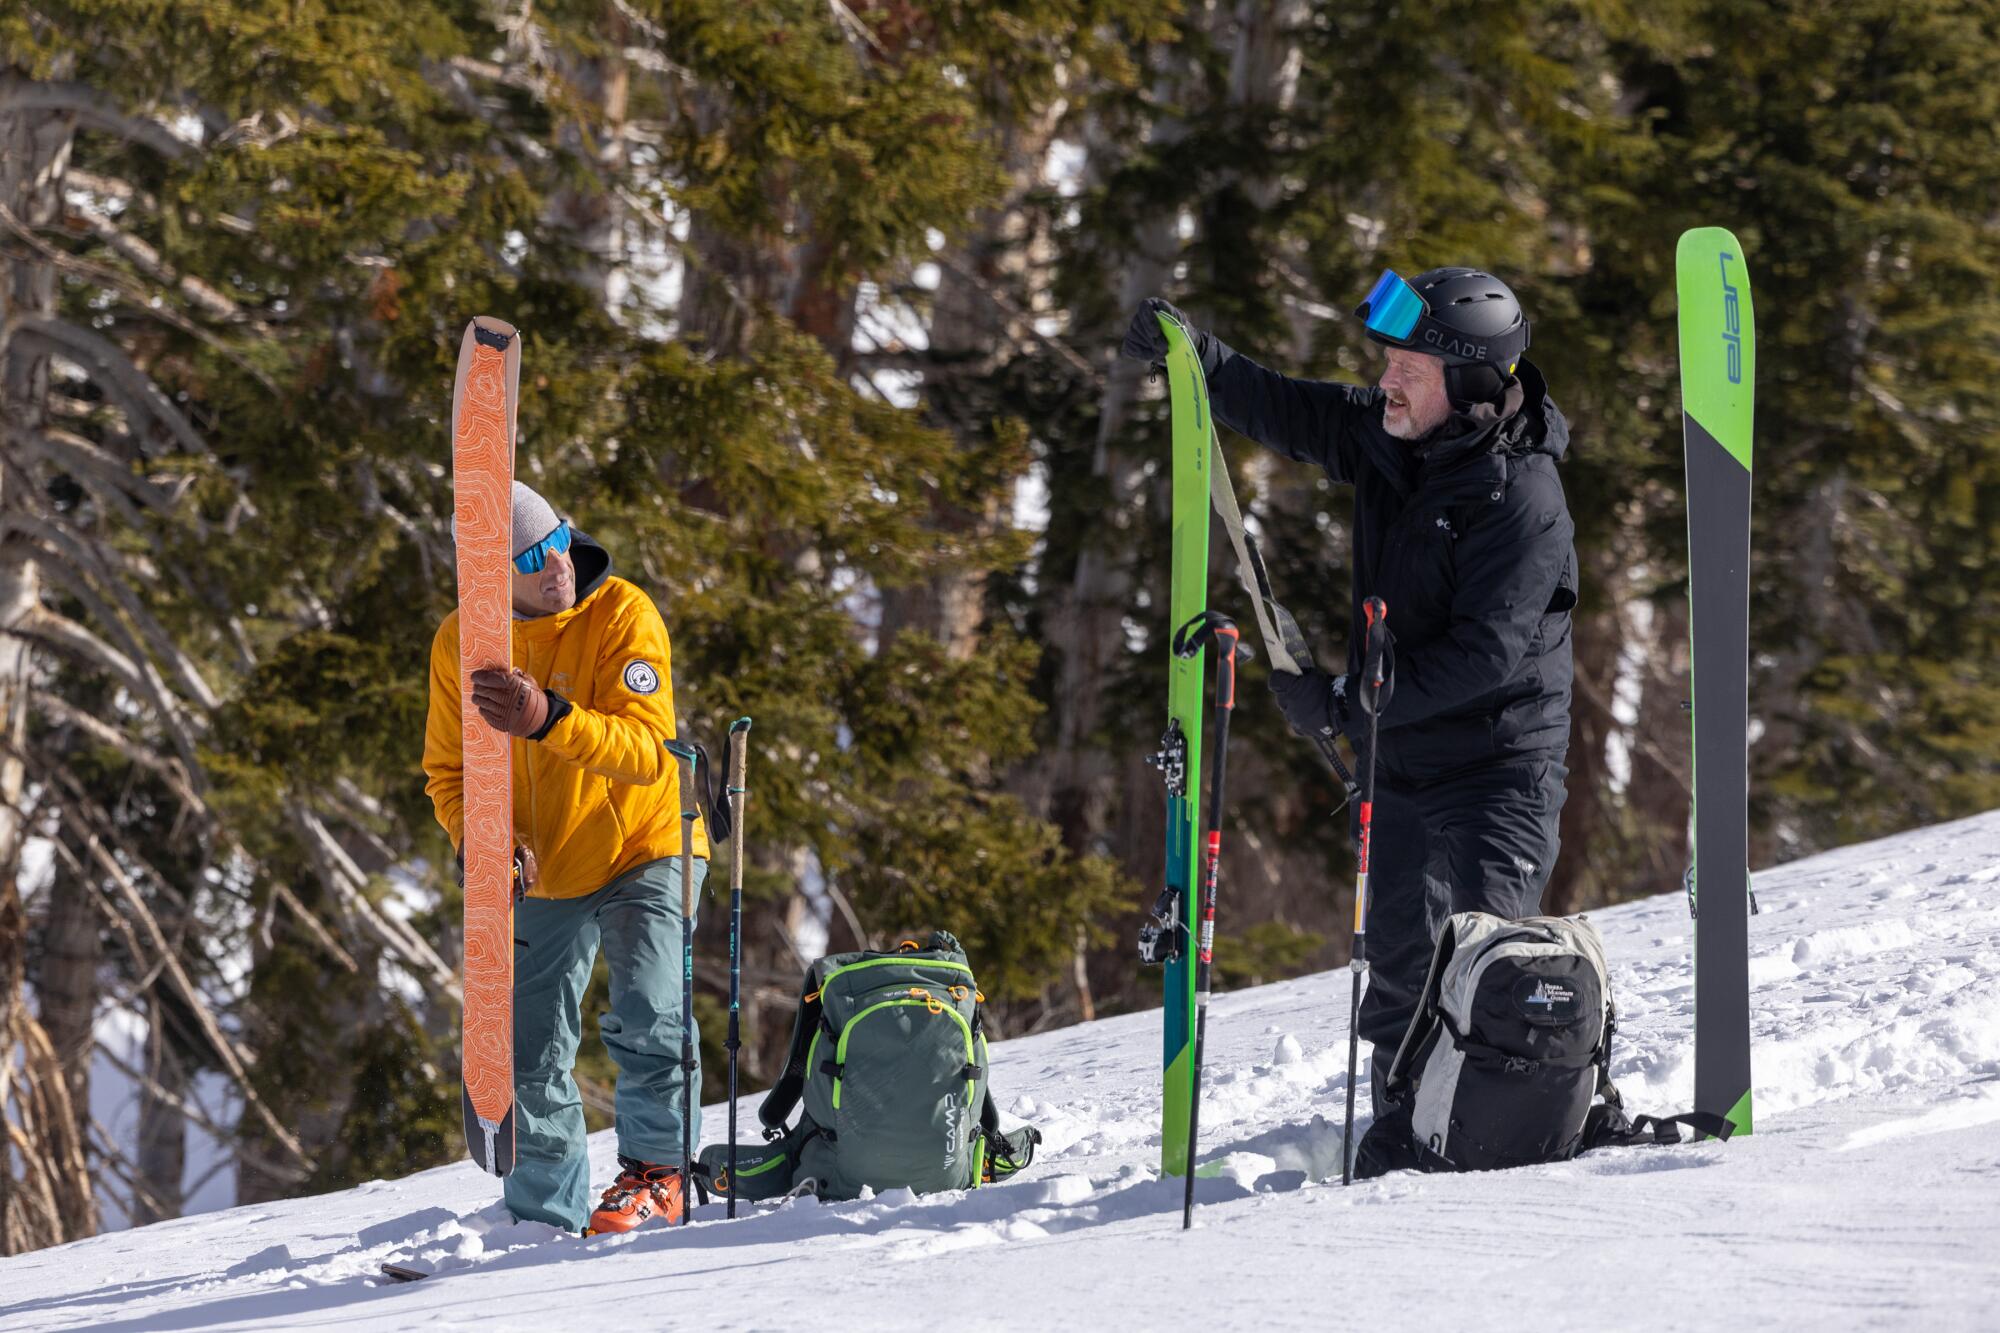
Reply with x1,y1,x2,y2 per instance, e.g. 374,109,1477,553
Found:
6,812,2000,1331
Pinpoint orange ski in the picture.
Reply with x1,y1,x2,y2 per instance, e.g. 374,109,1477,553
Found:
452,316,521,1175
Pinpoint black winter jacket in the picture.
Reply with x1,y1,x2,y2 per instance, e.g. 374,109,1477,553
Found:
1204,344,1577,782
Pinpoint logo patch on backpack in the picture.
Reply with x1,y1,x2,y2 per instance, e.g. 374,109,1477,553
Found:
622,660,660,695
1511,975,1581,1026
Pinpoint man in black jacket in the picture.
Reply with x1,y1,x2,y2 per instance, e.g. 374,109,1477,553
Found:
1123,268,1577,1133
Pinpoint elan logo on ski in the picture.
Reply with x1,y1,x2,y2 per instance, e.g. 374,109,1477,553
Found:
1719,252,1744,384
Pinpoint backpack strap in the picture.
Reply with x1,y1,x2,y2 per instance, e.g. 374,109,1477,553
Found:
758,964,827,1136
685,741,733,843
977,1085,1042,1183
1381,923,1462,1102
1584,1099,1736,1150
1439,1010,1605,1073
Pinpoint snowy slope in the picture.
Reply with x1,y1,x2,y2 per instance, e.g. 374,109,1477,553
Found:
5,812,1999,1332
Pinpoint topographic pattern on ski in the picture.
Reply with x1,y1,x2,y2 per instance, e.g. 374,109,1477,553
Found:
1157,313,1210,1177
1676,227,1755,1137
452,316,522,1175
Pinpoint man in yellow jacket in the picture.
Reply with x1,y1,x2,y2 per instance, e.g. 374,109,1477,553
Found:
424,481,710,1235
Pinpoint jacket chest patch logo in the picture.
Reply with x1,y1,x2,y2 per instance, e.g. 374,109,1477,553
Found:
622,660,661,695
1434,514,1458,539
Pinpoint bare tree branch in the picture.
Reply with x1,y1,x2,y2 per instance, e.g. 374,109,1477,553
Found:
823,876,872,951
25,773,313,1166
353,457,446,584
0,201,277,392
63,169,150,206
827,0,890,57
64,168,254,237
5,603,146,698
3,1007,96,1243
270,883,361,974
14,430,148,531
444,54,553,100
85,1118,176,1225
19,427,195,517
30,689,202,807
10,507,221,712
0,79,196,161
6,314,210,456
324,777,409,871
932,252,1097,380
13,549,205,778
292,806,459,997
94,1043,312,1186
2,1118,64,1250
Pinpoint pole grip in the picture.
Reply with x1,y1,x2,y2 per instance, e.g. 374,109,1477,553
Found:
727,719,750,904
1214,624,1240,711
1358,597,1390,707
1356,599,1389,807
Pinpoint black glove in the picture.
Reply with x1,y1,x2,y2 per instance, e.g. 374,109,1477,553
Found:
1122,297,1232,375
1271,658,1396,747
1268,666,1342,742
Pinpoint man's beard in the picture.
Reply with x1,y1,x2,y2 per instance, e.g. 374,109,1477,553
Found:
1384,407,1440,441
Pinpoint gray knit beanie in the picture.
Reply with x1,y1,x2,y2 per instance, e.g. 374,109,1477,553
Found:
510,481,562,558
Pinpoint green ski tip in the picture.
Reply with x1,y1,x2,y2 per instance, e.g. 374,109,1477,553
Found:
1675,226,1756,472
1725,1088,1753,1137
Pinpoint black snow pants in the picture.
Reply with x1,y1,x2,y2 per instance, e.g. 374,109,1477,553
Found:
1356,755,1569,1111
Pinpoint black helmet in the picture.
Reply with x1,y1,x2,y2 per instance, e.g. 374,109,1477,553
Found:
1354,266,1530,407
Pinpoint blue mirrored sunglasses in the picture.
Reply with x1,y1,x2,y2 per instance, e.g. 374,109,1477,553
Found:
514,521,573,574
1356,269,1427,344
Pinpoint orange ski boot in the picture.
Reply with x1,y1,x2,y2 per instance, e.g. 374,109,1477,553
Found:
587,1156,686,1234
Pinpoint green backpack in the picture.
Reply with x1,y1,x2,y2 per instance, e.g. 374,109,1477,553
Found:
698,931,1040,1204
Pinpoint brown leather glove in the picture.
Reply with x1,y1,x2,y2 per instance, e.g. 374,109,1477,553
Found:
470,667,550,739
513,845,539,902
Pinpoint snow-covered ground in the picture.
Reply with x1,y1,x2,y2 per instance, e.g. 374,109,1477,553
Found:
6,811,1999,1332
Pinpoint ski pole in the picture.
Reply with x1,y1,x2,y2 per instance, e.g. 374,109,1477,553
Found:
1342,597,1390,1187
724,717,752,1220
1173,610,1243,1230
665,738,700,1224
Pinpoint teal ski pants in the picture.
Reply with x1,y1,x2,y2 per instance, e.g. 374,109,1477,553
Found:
503,854,706,1232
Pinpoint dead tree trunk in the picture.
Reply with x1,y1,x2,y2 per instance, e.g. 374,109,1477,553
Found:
32,857,100,1147
0,67,98,1256
1546,569,1622,916
131,999,188,1226
1629,593,1693,901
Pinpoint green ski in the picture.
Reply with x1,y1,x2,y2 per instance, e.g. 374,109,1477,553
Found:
1676,226,1756,1137
1136,312,1210,1177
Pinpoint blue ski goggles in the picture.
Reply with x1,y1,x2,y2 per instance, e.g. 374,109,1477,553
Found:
1355,269,1427,344
513,520,573,574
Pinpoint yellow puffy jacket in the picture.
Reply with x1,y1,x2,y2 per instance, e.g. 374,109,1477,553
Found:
423,538,710,900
